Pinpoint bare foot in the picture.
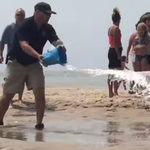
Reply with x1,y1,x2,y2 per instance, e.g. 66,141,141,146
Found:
12,99,18,103
18,100,24,105
9,105,13,109
9,101,14,109
114,94,119,98
114,91,119,96
114,91,120,98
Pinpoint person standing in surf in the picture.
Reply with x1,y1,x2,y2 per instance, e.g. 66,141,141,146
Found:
107,7,122,98
138,13,150,70
131,23,150,95
132,23,149,72
126,21,141,94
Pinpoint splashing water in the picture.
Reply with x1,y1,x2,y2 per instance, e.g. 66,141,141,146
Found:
64,64,150,97
64,64,78,71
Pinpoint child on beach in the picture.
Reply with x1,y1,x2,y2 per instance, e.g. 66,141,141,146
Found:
118,56,129,90
120,56,129,70
119,56,137,93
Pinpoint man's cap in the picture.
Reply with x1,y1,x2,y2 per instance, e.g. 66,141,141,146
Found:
34,2,57,15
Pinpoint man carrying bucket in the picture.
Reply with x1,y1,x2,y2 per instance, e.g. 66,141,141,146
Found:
0,2,66,130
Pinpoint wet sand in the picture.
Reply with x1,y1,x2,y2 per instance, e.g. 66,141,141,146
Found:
1,138,149,150
0,86,150,149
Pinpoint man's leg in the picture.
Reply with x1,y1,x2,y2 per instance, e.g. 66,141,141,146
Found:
27,62,45,129
0,93,15,124
0,60,25,124
108,75,114,98
18,83,25,103
33,88,45,129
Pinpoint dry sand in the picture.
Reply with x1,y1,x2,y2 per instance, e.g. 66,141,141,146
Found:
13,85,150,110
0,85,150,150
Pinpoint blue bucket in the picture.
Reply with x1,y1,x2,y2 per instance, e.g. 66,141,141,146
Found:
42,46,67,66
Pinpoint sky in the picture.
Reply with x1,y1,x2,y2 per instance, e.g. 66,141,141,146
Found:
0,0,150,71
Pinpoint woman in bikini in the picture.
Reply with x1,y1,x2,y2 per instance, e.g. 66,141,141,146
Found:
139,13,150,70
131,23,150,94
107,8,122,98
133,22,149,71
126,21,150,94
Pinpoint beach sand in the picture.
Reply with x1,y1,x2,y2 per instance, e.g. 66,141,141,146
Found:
0,85,150,150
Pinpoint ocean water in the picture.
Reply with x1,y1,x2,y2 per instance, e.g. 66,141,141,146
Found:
0,70,107,89
0,64,149,93
44,70,107,88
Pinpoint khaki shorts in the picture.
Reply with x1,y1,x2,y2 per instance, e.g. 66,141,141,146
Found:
3,60,45,94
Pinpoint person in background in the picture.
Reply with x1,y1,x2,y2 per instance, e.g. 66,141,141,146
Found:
0,8,25,104
138,13,150,70
133,23,149,72
126,21,149,94
107,7,122,98
118,55,129,91
132,23,149,95
120,56,129,70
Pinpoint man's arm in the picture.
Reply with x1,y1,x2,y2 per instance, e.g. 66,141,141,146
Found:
0,26,9,62
17,22,41,59
0,43,4,58
46,25,66,52
51,40,64,47
19,41,41,59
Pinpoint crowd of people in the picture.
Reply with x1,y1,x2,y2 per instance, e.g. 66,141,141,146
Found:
0,2,66,130
107,8,150,98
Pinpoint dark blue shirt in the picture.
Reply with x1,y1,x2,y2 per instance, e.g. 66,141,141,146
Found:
0,23,19,54
8,16,59,66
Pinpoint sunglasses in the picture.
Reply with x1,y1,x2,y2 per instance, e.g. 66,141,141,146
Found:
40,11,51,16
16,14,25,17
